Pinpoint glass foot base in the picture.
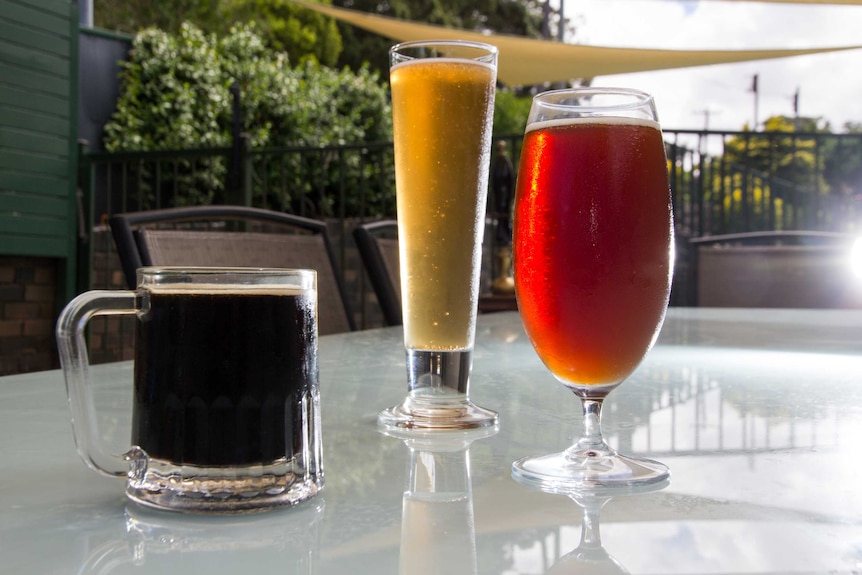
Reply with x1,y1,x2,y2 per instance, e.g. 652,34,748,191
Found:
378,395,498,431
512,450,669,494
125,451,323,513
380,348,498,430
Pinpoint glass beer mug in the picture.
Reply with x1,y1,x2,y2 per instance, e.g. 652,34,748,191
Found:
56,267,323,513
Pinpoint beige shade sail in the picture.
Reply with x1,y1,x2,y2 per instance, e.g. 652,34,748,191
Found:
294,0,862,87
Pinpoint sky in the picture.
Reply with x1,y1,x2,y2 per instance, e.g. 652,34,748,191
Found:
559,0,862,133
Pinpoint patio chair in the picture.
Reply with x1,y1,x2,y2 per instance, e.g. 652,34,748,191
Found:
688,231,862,309
109,205,356,334
353,220,402,326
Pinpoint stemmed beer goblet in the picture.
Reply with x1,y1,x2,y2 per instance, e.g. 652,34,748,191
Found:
512,88,674,490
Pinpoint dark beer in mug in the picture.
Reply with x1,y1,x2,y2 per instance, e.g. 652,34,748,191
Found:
57,266,323,512
132,286,317,467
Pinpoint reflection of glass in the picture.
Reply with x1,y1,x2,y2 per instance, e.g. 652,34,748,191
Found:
512,88,673,490
385,427,497,575
547,496,628,575
380,40,499,430
78,500,323,574
515,477,668,575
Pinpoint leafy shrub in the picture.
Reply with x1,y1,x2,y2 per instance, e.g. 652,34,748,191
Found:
493,89,532,137
219,0,343,67
103,22,393,214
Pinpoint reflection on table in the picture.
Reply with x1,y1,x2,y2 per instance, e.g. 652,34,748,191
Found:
0,308,860,574
79,500,323,574
391,427,497,575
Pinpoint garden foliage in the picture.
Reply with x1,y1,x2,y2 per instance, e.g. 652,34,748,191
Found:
104,22,393,214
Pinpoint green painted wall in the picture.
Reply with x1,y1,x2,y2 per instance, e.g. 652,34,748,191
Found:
0,0,78,299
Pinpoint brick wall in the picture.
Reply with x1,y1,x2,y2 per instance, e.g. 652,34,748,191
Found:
89,229,136,364
0,257,60,376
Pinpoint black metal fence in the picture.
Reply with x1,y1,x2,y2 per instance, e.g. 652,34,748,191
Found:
666,129,862,238
77,138,403,358
77,128,862,322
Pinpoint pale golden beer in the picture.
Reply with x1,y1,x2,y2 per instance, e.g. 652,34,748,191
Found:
391,57,496,350
380,40,499,430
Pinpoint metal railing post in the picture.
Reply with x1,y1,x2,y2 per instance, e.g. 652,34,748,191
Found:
241,134,253,207
76,140,94,293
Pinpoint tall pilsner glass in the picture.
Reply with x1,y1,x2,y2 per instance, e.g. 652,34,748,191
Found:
512,88,673,490
379,40,499,430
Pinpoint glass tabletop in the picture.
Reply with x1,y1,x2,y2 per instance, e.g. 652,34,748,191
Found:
0,308,860,574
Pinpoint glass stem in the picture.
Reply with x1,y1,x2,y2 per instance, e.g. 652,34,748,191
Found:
579,500,604,549
572,398,614,457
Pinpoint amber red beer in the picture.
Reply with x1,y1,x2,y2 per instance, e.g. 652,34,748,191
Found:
514,117,673,386
511,88,673,490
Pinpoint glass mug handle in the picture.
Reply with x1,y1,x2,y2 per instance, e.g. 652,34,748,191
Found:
56,290,139,477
